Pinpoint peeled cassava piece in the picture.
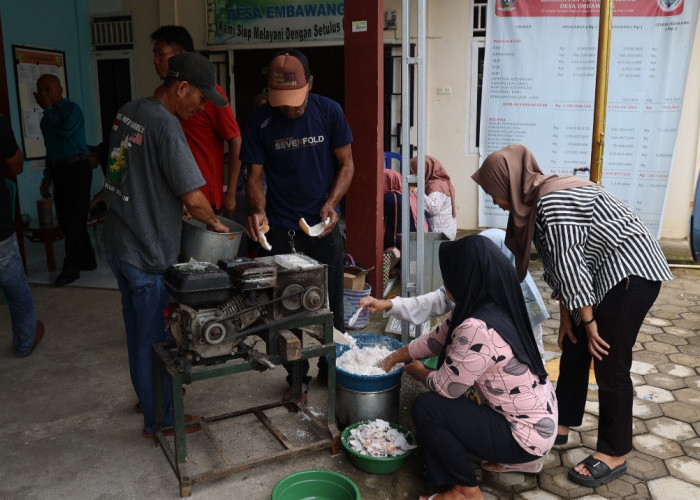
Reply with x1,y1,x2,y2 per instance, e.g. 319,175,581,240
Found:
299,217,330,237
258,225,272,251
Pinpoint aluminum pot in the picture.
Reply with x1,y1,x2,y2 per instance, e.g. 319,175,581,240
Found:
180,215,244,264
336,383,400,429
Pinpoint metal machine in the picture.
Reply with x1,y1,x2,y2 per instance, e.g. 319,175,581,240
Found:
165,253,328,360
154,253,339,497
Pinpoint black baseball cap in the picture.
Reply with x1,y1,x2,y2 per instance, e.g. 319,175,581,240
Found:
167,52,228,108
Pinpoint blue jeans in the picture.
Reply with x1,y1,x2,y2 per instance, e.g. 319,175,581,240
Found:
0,233,37,356
108,252,173,432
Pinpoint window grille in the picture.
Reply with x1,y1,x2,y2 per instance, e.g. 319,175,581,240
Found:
91,16,133,50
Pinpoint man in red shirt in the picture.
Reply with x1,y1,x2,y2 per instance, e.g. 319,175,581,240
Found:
151,25,242,218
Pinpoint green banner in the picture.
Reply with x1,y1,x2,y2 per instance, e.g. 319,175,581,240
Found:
207,0,344,44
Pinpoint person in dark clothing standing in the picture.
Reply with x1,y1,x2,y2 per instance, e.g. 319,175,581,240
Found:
0,115,44,356
35,74,95,287
241,49,354,403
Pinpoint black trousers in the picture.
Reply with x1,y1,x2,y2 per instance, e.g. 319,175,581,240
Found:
412,392,539,488
259,224,346,382
52,160,95,272
556,275,661,456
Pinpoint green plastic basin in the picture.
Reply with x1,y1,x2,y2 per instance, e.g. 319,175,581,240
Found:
271,469,360,500
341,420,417,474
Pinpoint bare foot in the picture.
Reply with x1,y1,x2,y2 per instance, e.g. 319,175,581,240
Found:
573,452,626,477
419,484,484,500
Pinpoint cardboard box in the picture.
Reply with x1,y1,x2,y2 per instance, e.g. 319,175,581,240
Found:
343,265,368,291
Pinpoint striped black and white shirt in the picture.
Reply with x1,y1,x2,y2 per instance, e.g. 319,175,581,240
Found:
534,185,673,314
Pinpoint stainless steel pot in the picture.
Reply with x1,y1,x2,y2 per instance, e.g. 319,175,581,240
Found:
335,383,401,428
180,215,244,264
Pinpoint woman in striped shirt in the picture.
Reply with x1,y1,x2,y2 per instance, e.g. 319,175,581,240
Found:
472,144,673,488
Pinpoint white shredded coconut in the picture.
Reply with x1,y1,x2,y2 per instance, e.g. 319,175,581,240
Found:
346,419,416,457
337,345,402,375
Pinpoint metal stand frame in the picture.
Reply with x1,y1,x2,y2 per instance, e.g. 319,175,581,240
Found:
151,312,340,497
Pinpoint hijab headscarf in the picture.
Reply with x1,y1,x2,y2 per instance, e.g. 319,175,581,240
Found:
410,155,458,217
438,235,547,382
471,144,593,281
383,169,429,231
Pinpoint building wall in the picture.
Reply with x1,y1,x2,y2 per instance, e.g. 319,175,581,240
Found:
90,0,700,240
1,0,101,221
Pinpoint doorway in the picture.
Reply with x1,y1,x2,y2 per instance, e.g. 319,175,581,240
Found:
94,53,133,144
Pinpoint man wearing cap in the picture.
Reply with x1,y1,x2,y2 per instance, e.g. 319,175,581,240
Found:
241,49,354,403
103,52,229,438
150,26,243,221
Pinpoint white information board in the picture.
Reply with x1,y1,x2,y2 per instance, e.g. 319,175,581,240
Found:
478,0,698,237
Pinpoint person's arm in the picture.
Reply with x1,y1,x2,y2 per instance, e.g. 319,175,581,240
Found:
1,147,23,177
317,143,354,237
245,163,268,240
423,191,443,216
221,135,242,217
181,189,228,232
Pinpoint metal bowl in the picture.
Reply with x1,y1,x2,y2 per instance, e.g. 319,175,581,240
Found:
180,215,244,264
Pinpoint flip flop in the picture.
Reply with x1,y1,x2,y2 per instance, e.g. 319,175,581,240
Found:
568,456,627,487
481,460,543,474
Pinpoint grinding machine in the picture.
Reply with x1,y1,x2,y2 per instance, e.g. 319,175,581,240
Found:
152,253,340,497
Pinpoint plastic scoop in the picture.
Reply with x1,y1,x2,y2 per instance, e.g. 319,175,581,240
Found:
347,306,363,327
299,217,330,237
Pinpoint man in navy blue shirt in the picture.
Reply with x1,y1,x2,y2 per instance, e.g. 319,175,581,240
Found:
241,49,354,403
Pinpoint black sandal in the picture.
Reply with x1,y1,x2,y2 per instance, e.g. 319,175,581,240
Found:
568,456,627,487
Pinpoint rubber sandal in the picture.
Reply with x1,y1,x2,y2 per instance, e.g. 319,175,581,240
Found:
481,460,543,474
568,456,627,487
554,433,569,445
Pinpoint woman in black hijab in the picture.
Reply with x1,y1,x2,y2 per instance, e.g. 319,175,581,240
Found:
381,235,556,500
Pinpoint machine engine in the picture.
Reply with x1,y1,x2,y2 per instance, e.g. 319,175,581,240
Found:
165,254,328,359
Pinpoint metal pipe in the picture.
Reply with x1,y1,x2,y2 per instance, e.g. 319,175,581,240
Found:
589,0,614,184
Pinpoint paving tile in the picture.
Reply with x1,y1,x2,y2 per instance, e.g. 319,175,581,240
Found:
584,401,600,417
676,343,700,356
662,325,697,337
636,332,654,344
630,372,645,386
645,317,674,327
684,375,700,391
626,450,668,481
680,312,700,323
631,360,659,376
682,438,700,460
669,353,700,368
593,475,650,498
660,401,700,423
632,433,683,459
632,397,664,420
482,469,538,493
666,456,700,486
639,323,664,335
644,372,687,391
646,416,696,441
643,341,680,355
538,465,592,498
647,476,700,498
515,489,562,499
634,385,675,404
672,388,700,406
668,318,700,330
581,430,597,450
657,363,697,378
652,333,690,346
634,351,671,366
633,418,649,436
652,308,685,320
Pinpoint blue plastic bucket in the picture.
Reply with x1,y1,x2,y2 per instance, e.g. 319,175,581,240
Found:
336,333,404,392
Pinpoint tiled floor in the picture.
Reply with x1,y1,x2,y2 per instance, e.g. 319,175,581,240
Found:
22,223,117,289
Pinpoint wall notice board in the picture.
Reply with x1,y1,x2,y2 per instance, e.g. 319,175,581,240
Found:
12,45,68,159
